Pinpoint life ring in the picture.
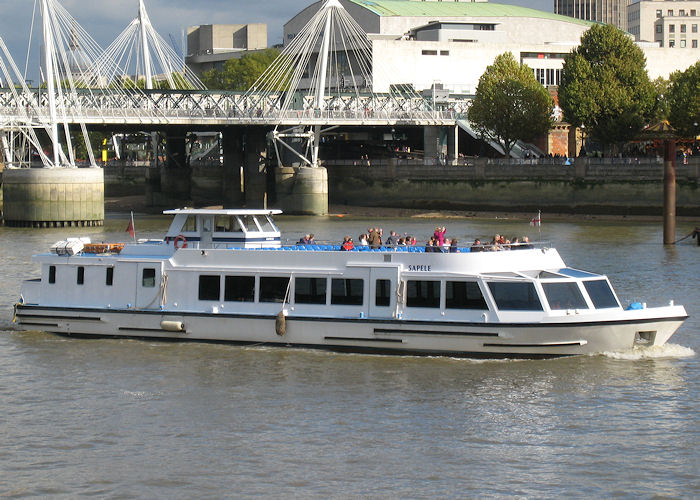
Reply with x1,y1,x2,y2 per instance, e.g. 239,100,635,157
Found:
174,234,188,249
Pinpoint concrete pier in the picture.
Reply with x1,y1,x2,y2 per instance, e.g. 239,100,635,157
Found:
2,167,104,227
275,166,328,215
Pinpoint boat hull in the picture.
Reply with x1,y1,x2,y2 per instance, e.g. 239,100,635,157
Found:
14,304,687,358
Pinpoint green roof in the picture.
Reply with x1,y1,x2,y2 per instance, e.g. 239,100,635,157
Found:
348,0,595,27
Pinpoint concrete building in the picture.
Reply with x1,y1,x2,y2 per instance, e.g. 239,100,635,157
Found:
284,0,697,95
554,0,628,30
186,24,268,75
628,0,700,49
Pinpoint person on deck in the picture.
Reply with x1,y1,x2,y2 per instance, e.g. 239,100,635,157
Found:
340,236,354,251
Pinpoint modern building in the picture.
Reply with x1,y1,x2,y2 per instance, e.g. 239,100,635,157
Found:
284,0,697,96
628,0,699,49
186,24,268,75
554,0,628,30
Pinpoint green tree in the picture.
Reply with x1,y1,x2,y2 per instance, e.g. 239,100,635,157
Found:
559,24,656,152
666,61,700,139
467,52,553,157
202,48,281,91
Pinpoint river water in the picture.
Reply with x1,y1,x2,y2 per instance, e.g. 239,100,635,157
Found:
0,214,697,498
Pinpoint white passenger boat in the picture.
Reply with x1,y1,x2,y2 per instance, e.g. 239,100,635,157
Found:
14,209,688,358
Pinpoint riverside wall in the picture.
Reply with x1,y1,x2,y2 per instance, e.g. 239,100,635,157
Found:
3,158,698,216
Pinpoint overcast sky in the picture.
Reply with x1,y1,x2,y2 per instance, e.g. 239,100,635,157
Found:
0,0,552,83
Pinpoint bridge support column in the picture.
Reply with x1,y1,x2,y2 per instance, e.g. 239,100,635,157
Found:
275,166,328,215
447,125,459,165
243,127,268,208
424,126,448,165
160,129,191,206
222,129,243,207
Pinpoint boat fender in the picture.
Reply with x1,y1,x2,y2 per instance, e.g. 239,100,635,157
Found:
174,234,188,249
275,311,286,336
161,320,185,332
626,302,643,310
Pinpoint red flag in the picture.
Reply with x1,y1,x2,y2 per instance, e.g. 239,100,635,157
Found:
530,211,541,227
126,212,135,238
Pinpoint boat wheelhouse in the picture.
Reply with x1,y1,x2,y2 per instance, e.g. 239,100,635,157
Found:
14,209,688,358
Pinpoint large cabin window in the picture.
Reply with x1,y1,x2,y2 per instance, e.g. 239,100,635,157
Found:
199,275,221,301
295,277,327,304
446,281,487,310
331,278,364,305
48,265,56,284
182,216,196,232
542,282,588,310
224,276,255,302
142,268,156,288
406,280,440,308
77,266,85,285
214,215,234,232
487,282,543,311
375,279,391,307
583,280,619,309
260,276,290,303
106,267,114,286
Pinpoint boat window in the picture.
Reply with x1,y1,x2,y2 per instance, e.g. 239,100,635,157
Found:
224,276,255,302
583,280,619,309
237,215,259,233
142,268,156,288
446,281,487,310
487,282,543,311
198,275,221,301
214,215,234,232
182,216,196,232
260,276,290,303
295,277,327,304
77,266,85,285
538,271,564,279
375,279,391,307
48,265,56,284
106,267,114,286
259,216,277,233
406,280,440,308
542,282,588,310
331,278,364,305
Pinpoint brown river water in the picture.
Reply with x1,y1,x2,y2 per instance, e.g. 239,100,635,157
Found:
0,213,697,498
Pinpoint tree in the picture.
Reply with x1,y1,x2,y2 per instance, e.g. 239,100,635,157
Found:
467,52,553,157
666,61,700,139
558,24,656,151
202,48,281,91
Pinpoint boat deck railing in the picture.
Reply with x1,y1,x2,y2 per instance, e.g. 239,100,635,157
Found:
233,242,548,253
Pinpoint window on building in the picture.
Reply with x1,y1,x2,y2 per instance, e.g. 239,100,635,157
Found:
77,266,85,285
375,279,391,307
668,9,673,16
680,39,687,47
680,9,686,16
670,40,676,47
656,10,662,18
681,24,686,33
440,50,450,56
331,278,364,305
224,276,255,302
106,267,114,286
692,24,698,33
583,280,619,309
487,282,543,311
294,277,327,304
259,276,290,303
669,24,675,33
406,280,440,308
656,25,663,33
142,268,156,288
421,50,438,56
48,265,56,284
691,10,696,16
693,39,698,48
198,275,220,301
446,281,487,310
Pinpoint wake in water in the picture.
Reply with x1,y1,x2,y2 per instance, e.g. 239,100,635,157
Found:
599,343,696,360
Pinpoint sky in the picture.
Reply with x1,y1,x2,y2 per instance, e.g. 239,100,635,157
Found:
0,0,552,83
